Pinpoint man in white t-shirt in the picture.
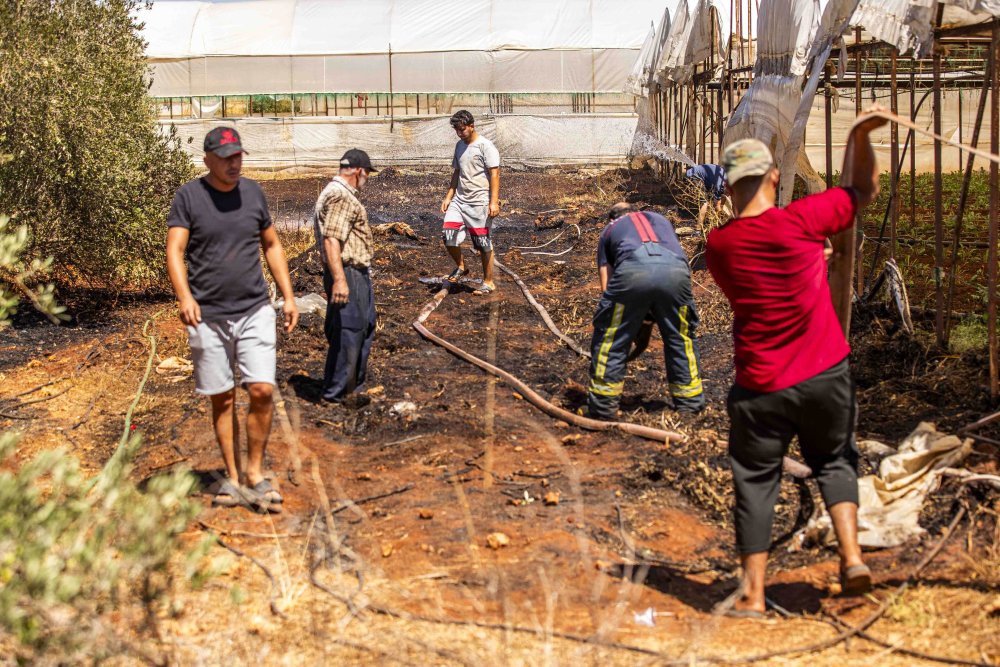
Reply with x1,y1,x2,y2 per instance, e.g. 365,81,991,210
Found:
439,110,501,295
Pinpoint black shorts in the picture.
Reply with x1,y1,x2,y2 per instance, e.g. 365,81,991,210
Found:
727,358,859,553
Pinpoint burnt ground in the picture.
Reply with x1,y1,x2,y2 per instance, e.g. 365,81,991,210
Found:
0,167,998,664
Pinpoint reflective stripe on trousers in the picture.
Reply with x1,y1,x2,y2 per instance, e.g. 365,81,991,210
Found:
587,246,704,417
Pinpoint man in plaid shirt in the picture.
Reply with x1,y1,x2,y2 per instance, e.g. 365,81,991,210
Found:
312,149,377,407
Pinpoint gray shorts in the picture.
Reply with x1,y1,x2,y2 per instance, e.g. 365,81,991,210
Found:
186,303,277,395
442,199,493,252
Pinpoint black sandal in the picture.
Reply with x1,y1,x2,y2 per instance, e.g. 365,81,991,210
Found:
211,479,248,508
446,267,469,283
247,479,284,514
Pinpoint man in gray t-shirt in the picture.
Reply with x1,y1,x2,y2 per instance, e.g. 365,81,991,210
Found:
440,110,501,295
166,126,299,512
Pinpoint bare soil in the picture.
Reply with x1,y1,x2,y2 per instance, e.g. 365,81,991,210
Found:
1,167,997,665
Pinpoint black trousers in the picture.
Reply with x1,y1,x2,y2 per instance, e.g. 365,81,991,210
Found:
727,358,859,554
322,266,376,401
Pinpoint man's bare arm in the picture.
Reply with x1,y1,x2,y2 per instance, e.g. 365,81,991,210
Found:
599,264,610,292
261,226,299,333
488,166,500,218
324,236,350,305
441,168,460,213
841,105,889,207
166,226,200,325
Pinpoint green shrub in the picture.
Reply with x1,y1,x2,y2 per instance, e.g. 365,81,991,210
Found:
0,214,66,327
0,0,195,290
0,432,214,661
1,207,214,661
950,316,988,354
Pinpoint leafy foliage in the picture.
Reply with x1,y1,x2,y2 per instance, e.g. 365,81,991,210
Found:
1,203,213,660
0,432,215,660
0,0,194,289
0,214,67,327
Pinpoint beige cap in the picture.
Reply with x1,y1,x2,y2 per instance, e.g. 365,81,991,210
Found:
722,138,774,185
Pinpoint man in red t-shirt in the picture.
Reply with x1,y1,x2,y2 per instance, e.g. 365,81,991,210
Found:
706,108,888,616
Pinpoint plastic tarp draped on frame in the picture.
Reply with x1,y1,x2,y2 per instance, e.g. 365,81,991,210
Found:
163,115,642,169
851,0,1000,58
140,0,668,96
724,0,859,202
722,0,999,200
652,0,730,84
625,0,730,93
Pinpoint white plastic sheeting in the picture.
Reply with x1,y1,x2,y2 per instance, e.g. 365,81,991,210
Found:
722,0,1000,200
625,0,730,92
163,114,642,169
723,0,858,202
140,0,667,96
851,0,1000,58
653,0,731,84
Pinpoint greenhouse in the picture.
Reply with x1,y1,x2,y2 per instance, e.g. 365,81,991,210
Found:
141,0,672,167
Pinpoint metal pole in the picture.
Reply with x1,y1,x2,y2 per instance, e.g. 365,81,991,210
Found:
958,88,963,171
989,21,1000,399
910,66,917,229
388,43,394,132
890,50,900,259
855,27,864,298
825,63,833,189
933,21,945,346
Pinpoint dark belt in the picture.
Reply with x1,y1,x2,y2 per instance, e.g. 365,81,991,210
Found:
344,263,370,273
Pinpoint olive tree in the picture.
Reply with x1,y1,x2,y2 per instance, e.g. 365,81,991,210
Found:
0,0,194,289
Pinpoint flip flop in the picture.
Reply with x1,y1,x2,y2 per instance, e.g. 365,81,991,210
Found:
472,283,496,295
247,478,284,513
211,478,247,508
446,267,469,283
839,564,872,596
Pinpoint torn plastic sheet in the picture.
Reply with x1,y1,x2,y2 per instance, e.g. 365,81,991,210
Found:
724,0,860,204
851,1,1000,59
793,422,973,550
651,0,731,85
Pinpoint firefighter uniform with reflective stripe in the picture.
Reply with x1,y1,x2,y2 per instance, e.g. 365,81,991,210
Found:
588,211,704,418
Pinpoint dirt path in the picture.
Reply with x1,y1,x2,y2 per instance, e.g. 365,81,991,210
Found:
0,168,996,665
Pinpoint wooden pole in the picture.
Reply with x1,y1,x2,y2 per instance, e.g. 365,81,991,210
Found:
989,21,1000,399
890,50,900,259
933,15,945,347
945,53,993,340
700,79,707,164
721,0,731,149
727,0,734,119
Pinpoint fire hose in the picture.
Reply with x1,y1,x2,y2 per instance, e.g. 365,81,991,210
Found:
412,285,685,443
412,282,814,477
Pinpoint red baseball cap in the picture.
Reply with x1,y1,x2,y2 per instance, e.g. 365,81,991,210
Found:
204,127,247,158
